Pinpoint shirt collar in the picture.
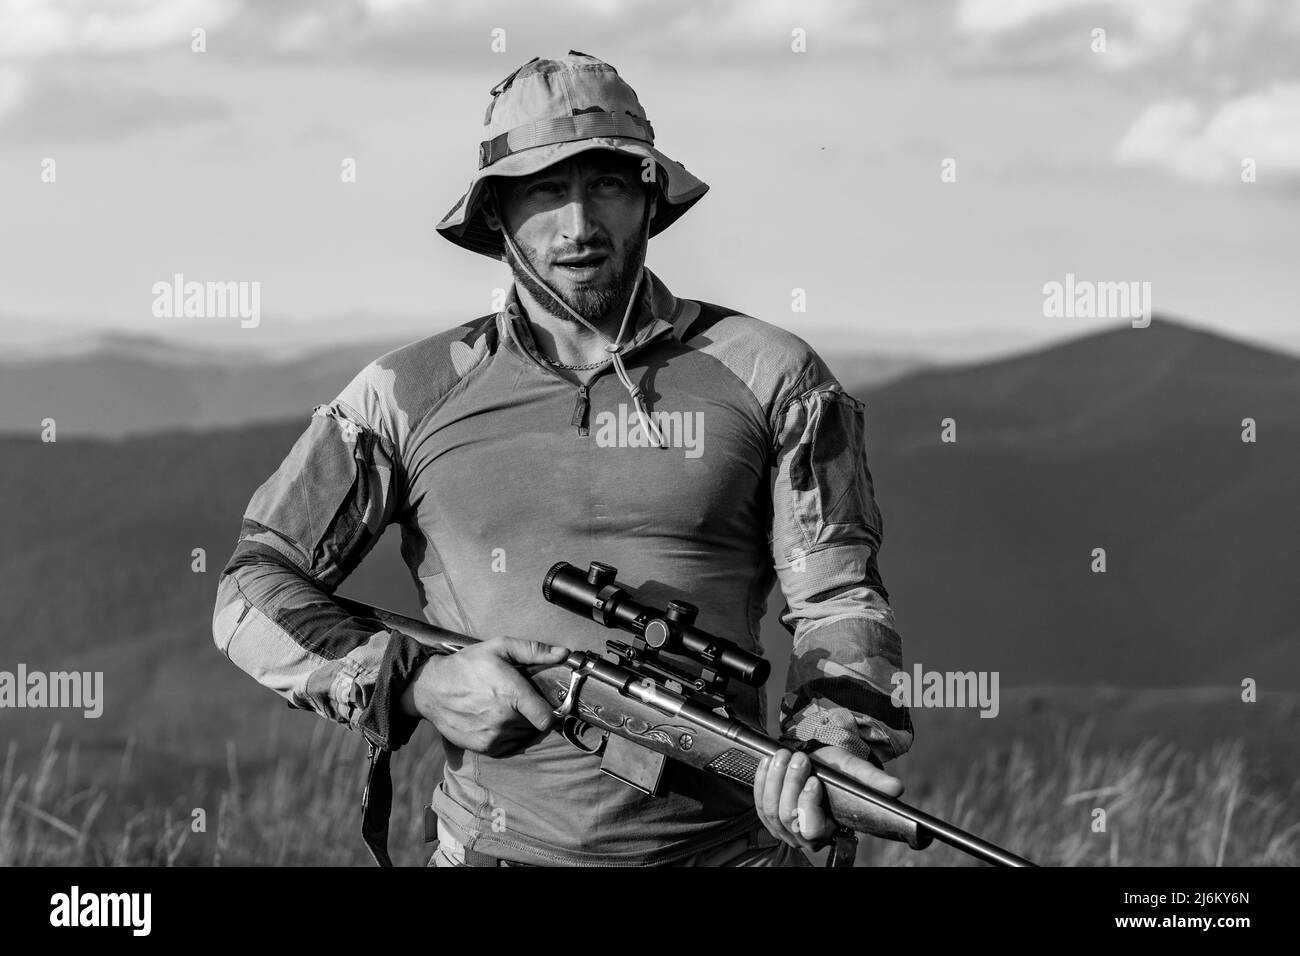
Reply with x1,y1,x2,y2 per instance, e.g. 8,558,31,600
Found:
500,267,686,354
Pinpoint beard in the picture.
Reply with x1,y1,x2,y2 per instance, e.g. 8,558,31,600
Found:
504,223,647,327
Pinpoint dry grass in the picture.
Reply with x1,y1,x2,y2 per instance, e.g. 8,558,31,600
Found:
0,721,444,867
864,720,1299,866
3,719,1295,867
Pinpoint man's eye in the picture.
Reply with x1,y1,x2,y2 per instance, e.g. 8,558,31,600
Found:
528,182,564,195
593,177,624,189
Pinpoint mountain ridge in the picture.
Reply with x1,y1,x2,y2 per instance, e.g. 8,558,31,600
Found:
2,315,1295,774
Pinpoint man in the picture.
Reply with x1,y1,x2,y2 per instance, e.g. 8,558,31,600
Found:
213,51,913,867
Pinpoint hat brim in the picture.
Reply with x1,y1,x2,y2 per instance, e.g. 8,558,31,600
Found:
436,138,707,260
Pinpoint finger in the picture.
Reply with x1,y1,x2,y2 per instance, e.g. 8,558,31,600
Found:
495,637,572,666
779,752,813,842
857,763,904,798
503,671,561,731
482,724,545,757
763,750,794,844
812,749,905,798
795,776,829,845
752,755,771,830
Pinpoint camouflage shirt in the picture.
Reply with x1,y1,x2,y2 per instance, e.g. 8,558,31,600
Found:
212,268,914,865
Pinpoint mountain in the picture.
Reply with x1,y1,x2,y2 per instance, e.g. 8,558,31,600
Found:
822,317,1300,689
0,332,925,438
1,317,1296,770
0,311,445,360
0,412,444,775
0,334,419,438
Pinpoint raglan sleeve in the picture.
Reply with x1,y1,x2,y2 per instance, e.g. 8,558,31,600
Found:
211,362,435,753
768,364,914,767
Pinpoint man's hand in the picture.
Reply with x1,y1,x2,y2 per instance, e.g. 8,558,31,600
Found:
399,638,570,756
753,746,904,853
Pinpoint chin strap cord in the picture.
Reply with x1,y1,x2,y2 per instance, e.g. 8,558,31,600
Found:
494,185,665,448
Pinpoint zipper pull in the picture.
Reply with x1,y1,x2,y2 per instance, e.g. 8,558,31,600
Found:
571,385,589,432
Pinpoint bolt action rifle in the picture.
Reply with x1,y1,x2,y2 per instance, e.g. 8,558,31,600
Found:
337,560,1036,868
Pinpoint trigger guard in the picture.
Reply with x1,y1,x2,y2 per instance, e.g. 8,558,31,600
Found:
560,716,606,755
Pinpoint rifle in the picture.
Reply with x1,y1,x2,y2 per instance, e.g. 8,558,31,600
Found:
335,560,1037,868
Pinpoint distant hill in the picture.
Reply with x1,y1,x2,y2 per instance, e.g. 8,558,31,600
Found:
0,331,924,438
828,317,1300,689
0,333,419,438
1,316,1296,771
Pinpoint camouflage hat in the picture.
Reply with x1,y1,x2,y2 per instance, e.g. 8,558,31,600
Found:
436,51,709,261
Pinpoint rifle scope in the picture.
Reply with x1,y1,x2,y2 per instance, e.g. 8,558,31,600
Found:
543,561,770,688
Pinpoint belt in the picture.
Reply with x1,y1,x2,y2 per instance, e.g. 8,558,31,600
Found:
425,805,539,867
460,847,538,867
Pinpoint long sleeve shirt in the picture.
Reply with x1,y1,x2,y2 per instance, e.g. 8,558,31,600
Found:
212,267,914,866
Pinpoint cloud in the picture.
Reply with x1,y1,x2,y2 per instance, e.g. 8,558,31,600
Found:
4,0,1299,90
956,0,1095,35
0,0,890,67
0,66,26,122
257,0,892,66
0,70,231,142
953,1,1300,186
1115,84,1300,183
0,0,234,57
951,0,1300,89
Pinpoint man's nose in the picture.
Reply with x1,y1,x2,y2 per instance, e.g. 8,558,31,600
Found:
559,196,600,245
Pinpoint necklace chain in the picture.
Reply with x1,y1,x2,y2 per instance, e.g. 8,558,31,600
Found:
541,352,612,371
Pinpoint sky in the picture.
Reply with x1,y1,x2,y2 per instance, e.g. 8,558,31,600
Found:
1,0,1298,359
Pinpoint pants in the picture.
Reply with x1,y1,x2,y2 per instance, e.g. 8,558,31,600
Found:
430,818,813,867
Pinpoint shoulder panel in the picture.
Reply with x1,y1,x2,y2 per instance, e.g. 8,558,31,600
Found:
333,313,500,458
681,301,835,428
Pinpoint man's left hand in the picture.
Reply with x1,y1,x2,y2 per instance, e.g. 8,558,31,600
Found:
753,746,904,852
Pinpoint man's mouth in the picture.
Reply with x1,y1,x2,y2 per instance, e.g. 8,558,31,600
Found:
554,253,609,275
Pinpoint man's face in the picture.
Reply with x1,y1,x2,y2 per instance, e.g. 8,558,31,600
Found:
489,151,652,324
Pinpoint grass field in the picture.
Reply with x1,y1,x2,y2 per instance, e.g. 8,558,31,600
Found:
3,715,1295,867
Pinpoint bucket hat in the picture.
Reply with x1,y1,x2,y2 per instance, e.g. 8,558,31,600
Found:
436,51,708,261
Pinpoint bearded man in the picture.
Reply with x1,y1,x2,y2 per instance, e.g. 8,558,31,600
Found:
213,51,913,867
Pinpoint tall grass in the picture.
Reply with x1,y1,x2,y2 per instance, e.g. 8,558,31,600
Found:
2,719,1295,866
865,720,1299,866
0,722,445,867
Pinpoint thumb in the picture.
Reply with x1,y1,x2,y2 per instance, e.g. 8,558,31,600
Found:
495,637,571,667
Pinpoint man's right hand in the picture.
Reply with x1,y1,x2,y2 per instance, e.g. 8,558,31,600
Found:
399,638,571,756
